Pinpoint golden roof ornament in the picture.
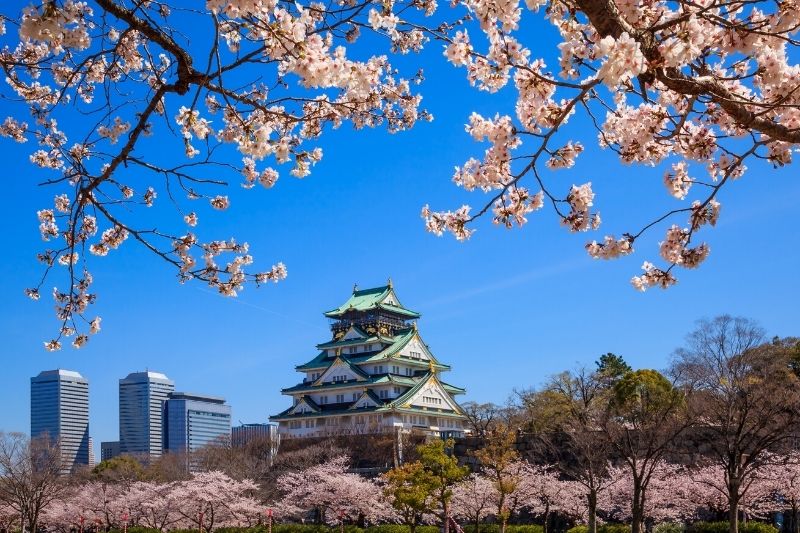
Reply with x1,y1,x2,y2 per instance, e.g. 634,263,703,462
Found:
387,277,393,289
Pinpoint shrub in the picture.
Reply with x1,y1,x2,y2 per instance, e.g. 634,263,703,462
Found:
654,523,683,533
462,525,544,533
566,524,630,533
271,526,363,533
687,522,777,533
365,526,412,533
107,528,161,533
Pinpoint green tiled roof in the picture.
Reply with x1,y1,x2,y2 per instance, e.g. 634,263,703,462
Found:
324,285,420,319
441,381,466,395
295,351,329,371
296,328,452,372
316,334,393,350
282,374,420,394
270,404,381,420
389,372,466,413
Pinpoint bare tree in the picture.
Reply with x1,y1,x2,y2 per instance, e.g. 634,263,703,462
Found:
520,368,614,533
461,402,502,440
671,316,800,533
0,433,65,533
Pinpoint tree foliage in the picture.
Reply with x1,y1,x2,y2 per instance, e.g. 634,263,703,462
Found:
2,0,800,346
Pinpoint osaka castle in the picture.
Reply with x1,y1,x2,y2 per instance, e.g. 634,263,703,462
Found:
270,281,470,438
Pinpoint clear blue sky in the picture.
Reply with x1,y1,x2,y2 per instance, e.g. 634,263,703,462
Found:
1,2,798,450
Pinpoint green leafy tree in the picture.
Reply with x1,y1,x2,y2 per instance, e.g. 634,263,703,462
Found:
473,425,521,533
383,462,435,533
595,353,632,388
417,439,468,533
92,454,146,482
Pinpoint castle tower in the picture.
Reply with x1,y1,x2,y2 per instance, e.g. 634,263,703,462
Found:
270,282,469,438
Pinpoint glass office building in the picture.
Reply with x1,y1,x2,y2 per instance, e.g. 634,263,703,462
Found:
163,392,231,454
119,371,174,459
30,369,90,474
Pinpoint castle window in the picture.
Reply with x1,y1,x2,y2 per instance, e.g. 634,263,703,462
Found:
391,365,400,374
352,393,358,401
379,390,388,399
336,394,345,403
410,351,421,359
320,396,328,404
393,386,402,394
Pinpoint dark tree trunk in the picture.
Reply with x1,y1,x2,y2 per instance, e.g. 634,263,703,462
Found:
631,476,645,533
729,474,741,533
543,504,550,533
587,490,598,533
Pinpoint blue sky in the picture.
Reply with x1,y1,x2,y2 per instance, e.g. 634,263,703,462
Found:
1,2,799,452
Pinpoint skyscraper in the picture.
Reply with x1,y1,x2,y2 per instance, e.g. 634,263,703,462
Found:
100,441,120,461
87,437,96,467
119,371,174,459
30,369,90,474
231,423,277,447
163,392,231,454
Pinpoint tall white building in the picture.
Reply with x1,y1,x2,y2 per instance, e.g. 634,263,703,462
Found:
119,371,174,459
87,437,96,467
30,369,90,474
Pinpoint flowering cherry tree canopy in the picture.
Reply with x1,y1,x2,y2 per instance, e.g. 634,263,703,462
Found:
275,456,394,524
1,0,798,347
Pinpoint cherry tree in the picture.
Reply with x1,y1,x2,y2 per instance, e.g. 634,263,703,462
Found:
761,452,800,533
0,0,431,348
451,473,497,531
172,471,262,532
276,455,393,524
606,462,699,524
421,0,800,291
2,0,799,347
125,481,183,532
518,464,585,533
687,462,778,521
40,482,128,532
0,501,19,533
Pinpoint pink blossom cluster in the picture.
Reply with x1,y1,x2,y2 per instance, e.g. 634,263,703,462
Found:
1,0,436,347
423,0,800,291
